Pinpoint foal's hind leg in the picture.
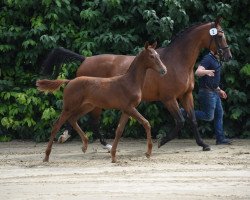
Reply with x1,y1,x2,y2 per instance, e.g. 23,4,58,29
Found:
68,104,94,153
43,111,70,162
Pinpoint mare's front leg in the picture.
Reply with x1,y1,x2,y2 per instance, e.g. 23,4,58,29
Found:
44,111,69,162
90,108,112,151
158,99,185,148
126,107,152,158
180,93,211,151
111,113,129,163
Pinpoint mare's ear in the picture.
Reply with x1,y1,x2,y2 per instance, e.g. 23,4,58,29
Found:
151,41,157,49
215,16,223,26
144,41,149,49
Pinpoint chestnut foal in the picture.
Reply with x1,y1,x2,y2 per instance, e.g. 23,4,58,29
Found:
37,42,167,162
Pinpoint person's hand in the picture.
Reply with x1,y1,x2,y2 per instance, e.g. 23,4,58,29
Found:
218,89,227,99
206,70,215,76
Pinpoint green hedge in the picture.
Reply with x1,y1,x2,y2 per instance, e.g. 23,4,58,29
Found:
0,0,249,141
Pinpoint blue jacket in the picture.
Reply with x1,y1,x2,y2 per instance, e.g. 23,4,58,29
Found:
199,53,221,90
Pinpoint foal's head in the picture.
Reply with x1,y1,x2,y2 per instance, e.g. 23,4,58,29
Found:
140,42,167,76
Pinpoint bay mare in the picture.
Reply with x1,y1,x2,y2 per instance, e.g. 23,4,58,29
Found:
37,42,167,162
41,18,232,151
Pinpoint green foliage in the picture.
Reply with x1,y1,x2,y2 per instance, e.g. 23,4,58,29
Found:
0,0,249,141
101,110,120,138
0,135,12,142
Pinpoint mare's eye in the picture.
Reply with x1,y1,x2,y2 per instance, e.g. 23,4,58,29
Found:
150,54,154,58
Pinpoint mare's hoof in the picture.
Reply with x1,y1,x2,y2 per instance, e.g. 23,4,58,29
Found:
158,137,167,148
43,158,49,162
111,158,117,163
203,146,211,151
145,152,151,158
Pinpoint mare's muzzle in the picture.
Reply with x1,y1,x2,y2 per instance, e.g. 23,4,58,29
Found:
220,47,232,62
159,68,167,76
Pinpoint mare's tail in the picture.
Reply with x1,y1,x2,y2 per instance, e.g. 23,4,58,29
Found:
36,79,70,93
41,47,85,77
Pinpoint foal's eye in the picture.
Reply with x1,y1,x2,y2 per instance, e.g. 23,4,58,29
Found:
150,54,154,59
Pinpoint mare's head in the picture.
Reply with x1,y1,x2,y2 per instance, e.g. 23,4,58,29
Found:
140,42,167,76
208,17,232,62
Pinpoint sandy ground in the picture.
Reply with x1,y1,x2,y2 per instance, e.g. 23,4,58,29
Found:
0,138,249,200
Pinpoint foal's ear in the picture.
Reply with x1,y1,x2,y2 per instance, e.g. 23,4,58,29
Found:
144,41,150,49
151,41,157,49
215,16,223,26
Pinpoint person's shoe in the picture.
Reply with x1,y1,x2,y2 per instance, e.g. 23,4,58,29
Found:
58,130,71,143
216,138,232,145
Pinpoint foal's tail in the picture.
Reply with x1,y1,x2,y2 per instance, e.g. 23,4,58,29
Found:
41,47,85,78
36,79,70,93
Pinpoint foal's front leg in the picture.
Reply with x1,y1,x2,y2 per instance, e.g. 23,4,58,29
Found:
68,104,94,153
111,113,129,163
68,120,89,153
126,107,152,158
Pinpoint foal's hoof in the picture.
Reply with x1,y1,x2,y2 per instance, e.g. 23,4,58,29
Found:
82,146,87,153
43,158,49,162
145,152,151,158
111,157,117,163
203,146,211,151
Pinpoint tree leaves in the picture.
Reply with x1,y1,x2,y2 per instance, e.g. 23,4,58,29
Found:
0,0,250,140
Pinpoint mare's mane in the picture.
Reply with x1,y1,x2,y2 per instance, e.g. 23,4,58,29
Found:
167,22,207,47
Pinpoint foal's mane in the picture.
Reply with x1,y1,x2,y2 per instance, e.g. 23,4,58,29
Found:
167,22,207,47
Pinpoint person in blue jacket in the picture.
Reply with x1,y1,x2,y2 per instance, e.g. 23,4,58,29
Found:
194,50,232,145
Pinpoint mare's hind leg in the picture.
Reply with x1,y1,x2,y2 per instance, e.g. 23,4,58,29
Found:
68,104,94,153
111,113,129,163
125,107,152,158
180,93,210,151
44,111,70,162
